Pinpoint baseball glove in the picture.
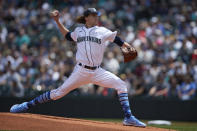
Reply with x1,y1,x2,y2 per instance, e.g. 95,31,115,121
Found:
121,46,138,63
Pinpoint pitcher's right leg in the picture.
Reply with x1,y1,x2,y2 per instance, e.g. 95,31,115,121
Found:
10,65,89,113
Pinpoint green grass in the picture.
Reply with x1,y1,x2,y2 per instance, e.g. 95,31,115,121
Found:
83,118,197,131
150,121,197,131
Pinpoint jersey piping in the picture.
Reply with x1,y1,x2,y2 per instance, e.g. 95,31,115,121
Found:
81,26,91,64
89,27,97,66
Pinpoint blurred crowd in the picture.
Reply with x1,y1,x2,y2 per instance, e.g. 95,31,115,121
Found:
0,0,197,100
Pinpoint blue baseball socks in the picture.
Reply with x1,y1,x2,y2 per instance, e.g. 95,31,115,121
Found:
27,91,52,108
118,93,146,127
118,93,132,118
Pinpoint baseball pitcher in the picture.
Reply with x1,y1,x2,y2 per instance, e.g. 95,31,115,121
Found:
10,8,145,127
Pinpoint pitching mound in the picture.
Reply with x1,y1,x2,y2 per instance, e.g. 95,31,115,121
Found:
0,113,173,131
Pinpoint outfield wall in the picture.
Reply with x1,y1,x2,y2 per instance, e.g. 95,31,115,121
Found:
0,96,197,121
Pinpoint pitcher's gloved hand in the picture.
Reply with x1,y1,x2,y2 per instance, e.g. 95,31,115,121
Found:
121,45,138,63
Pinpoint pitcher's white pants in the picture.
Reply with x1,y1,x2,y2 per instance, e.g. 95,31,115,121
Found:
50,64,127,100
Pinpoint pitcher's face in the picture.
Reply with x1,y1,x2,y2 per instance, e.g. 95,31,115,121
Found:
85,14,99,26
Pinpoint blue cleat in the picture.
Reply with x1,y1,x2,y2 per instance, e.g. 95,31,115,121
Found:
123,116,146,127
10,102,29,113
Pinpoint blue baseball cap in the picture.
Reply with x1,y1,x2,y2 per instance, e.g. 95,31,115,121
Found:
83,8,101,17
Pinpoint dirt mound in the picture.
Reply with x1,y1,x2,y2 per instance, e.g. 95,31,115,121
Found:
0,113,173,131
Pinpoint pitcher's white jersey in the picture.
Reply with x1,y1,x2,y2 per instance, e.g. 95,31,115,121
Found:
70,26,117,66
50,25,127,100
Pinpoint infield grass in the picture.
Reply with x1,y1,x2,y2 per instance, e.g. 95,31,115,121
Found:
84,118,197,131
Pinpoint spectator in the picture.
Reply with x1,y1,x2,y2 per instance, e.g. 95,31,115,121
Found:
177,75,196,100
104,51,120,74
10,80,24,97
0,0,196,99
167,76,179,99
14,28,30,48
148,74,168,98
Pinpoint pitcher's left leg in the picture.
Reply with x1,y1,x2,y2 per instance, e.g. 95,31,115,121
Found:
92,68,146,127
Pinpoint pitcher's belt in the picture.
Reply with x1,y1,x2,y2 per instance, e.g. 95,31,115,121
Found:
78,63,99,70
